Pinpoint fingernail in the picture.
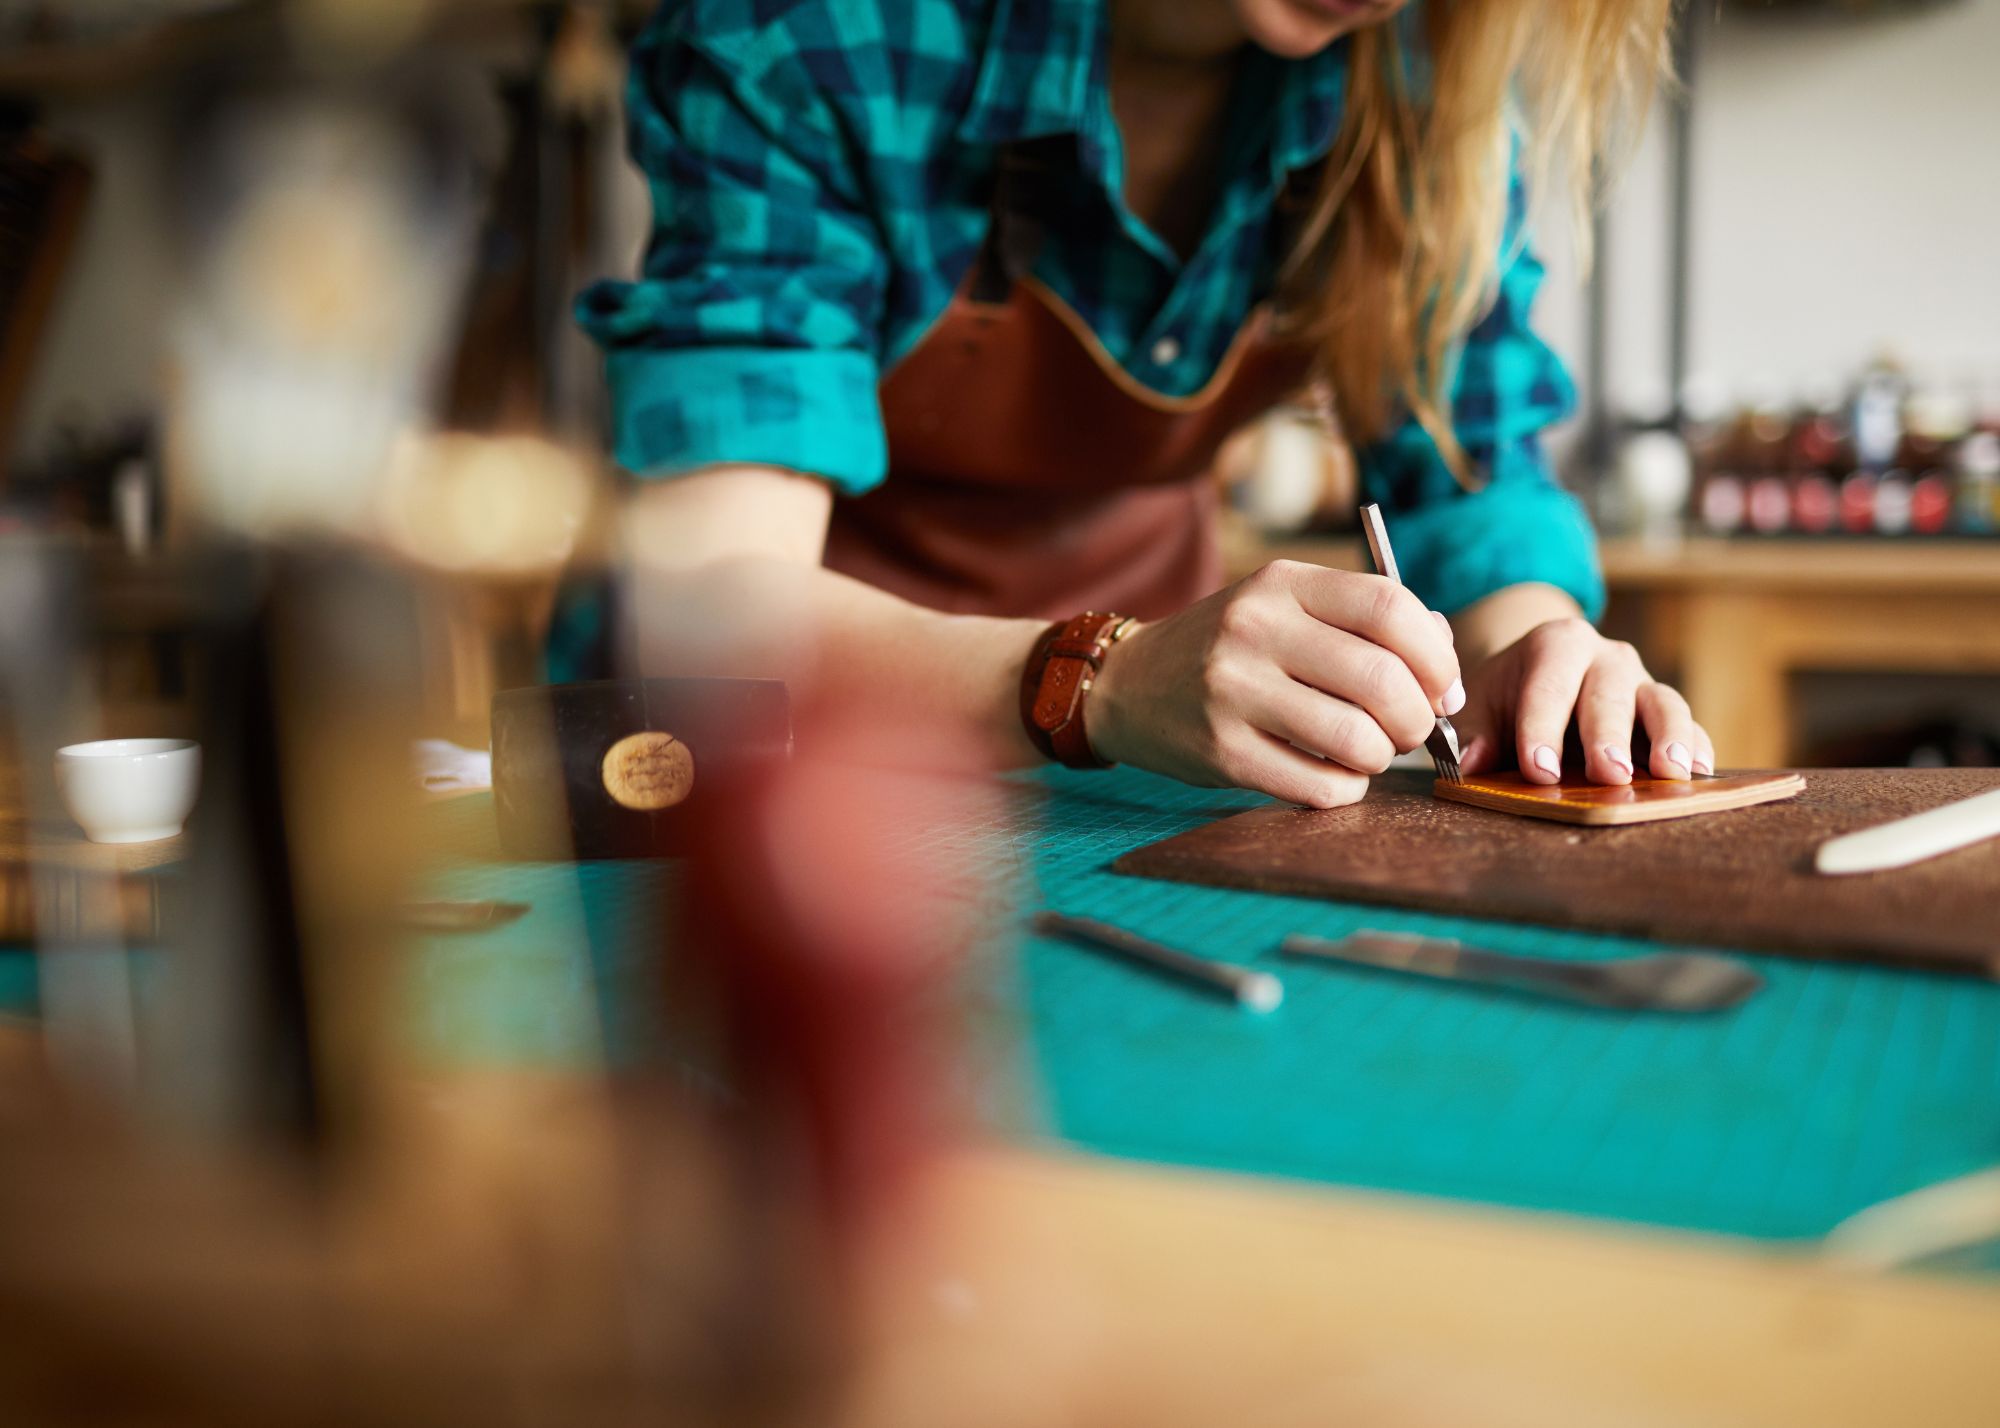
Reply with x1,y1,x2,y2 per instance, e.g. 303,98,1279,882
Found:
1603,745,1633,778
1441,678,1466,716
1693,756,1714,776
1532,745,1561,780
1665,740,1692,776
1431,610,1455,644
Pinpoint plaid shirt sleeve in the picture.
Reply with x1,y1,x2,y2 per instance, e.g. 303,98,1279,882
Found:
574,5,894,493
1355,162,1605,623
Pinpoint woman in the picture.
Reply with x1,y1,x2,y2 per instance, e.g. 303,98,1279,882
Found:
573,0,1712,806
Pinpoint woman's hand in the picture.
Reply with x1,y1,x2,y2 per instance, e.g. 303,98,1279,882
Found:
1453,617,1714,785
1088,560,1463,808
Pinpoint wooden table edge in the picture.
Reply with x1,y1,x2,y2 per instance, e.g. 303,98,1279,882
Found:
846,1144,2000,1427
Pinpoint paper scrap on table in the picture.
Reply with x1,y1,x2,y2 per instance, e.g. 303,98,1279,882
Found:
413,739,492,794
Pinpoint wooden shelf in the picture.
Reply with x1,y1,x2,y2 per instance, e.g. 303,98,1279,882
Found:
1595,537,2000,595
1235,530,2000,597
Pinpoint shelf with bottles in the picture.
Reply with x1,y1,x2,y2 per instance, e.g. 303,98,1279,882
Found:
1698,359,1999,541
1605,358,2000,544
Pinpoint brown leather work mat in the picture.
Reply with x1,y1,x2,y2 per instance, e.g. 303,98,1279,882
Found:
1114,768,2000,978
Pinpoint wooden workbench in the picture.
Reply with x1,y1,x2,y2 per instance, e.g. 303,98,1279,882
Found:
1236,532,2000,768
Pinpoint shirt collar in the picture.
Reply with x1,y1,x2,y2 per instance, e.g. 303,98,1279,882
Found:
956,0,1105,145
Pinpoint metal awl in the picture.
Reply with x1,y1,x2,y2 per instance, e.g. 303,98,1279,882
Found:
1282,930,1763,1013
1359,504,1461,783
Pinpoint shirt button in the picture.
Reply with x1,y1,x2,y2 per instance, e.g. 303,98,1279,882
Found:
1149,336,1181,367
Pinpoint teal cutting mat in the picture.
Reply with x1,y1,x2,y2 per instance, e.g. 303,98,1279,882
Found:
402,770,2000,1245
1016,769,2000,1244
6,767,1998,1248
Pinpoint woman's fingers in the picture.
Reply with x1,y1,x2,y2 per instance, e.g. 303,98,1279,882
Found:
1575,643,1646,785
1637,681,1699,780
1271,616,1437,754
1097,562,1723,807
1406,612,1710,789
1455,729,1502,777
1513,632,1593,784
1245,678,1398,775
1227,727,1373,809
1280,564,1462,714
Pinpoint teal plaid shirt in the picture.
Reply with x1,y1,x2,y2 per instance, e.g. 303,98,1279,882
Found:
576,0,1604,621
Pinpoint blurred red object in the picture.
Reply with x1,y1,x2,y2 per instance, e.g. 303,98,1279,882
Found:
1748,475,1791,534
679,707,1001,1252
1911,474,1953,535
1839,472,1878,534
1793,474,1838,534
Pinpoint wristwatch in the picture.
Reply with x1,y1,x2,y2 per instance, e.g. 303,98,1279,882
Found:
1019,611,1137,770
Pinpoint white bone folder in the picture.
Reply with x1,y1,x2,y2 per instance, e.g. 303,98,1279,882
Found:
1815,786,2000,876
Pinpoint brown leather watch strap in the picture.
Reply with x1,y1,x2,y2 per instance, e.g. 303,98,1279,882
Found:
1019,612,1134,770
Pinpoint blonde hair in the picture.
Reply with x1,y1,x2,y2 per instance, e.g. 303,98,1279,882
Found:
1282,1,1675,479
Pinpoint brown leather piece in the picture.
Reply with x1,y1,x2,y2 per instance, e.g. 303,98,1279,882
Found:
1434,771,1806,825
1116,768,2000,978
825,278,1315,621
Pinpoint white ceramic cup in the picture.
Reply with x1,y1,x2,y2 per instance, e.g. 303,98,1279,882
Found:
54,739,203,845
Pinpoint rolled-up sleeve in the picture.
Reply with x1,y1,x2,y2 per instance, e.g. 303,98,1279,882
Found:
575,10,892,493
1354,168,1604,622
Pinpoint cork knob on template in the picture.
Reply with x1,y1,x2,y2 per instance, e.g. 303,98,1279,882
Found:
600,732,695,812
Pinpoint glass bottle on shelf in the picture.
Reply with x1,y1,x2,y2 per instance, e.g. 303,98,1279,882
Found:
1957,432,2000,536
1851,356,1907,474
1683,377,1742,538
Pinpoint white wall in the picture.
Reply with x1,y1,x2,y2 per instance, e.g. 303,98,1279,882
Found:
1577,0,2000,419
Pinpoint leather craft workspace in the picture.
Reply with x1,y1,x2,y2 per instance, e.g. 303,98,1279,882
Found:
1116,768,2000,977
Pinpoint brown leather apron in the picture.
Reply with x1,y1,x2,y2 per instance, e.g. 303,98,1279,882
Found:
824,142,1318,621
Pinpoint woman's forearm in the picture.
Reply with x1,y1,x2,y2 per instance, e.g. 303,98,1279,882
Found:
621,471,1047,767
1449,582,1585,668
